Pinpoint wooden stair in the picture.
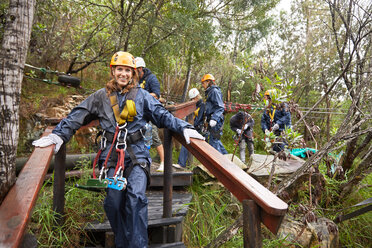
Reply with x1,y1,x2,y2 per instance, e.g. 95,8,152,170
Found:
83,177,193,247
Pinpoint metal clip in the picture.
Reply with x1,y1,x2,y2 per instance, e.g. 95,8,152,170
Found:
99,167,108,181
116,127,128,150
100,130,107,149
113,167,124,182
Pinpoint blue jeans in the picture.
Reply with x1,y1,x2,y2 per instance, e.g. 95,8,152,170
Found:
177,145,188,167
104,165,148,248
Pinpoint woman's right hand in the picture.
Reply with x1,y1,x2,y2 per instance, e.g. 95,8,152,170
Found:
32,133,64,154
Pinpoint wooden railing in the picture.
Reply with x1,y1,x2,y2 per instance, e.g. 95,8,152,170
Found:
164,100,288,247
0,127,55,247
0,100,287,248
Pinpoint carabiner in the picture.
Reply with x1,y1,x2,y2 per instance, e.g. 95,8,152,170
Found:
99,167,108,181
116,128,128,150
100,130,107,150
113,167,124,182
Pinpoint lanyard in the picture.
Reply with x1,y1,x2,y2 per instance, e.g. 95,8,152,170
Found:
269,106,276,121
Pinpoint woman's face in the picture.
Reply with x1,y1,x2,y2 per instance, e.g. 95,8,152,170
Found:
201,80,209,90
112,65,133,89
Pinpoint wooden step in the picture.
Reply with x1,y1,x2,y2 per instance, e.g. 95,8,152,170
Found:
83,190,192,247
149,242,186,248
85,216,184,232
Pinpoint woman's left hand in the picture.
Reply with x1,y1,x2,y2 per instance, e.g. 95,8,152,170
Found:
183,129,205,144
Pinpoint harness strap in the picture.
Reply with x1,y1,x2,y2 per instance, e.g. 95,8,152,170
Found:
269,106,276,122
126,145,151,187
109,87,140,125
103,126,120,170
140,80,146,89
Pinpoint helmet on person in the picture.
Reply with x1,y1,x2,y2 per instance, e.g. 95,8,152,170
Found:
135,57,146,68
264,89,277,98
201,74,215,82
110,51,136,69
188,88,200,99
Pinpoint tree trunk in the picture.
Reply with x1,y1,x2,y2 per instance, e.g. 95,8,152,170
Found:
181,44,193,103
226,31,239,102
0,0,35,203
339,148,372,199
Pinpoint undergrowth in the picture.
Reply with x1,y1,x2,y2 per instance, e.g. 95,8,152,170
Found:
29,163,105,247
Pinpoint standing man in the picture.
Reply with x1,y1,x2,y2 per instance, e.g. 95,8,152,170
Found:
135,57,165,171
174,88,206,169
261,89,291,152
201,74,228,154
230,111,255,163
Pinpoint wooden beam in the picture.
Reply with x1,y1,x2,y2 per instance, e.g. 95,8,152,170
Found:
0,127,54,247
172,132,288,234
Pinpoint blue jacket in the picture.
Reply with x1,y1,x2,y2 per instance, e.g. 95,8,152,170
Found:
204,85,225,123
139,68,161,98
230,111,254,138
52,86,191,164
261,104,291,133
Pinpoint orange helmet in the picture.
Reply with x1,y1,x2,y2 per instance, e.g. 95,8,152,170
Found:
201,74,215,82
264,89,277,97
110,51,136,69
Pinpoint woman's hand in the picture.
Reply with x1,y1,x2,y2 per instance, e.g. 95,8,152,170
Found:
32,133,64,154
183,129,205,144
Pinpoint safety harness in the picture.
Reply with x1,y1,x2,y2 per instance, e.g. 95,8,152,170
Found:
268,106,276,130
77,87,150,192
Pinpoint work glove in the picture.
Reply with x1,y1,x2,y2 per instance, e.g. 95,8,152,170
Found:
243,124,249,130
265,129,270,135
236,129,242,135
272,123,279,131
32,133,64,154
209,120,217,128
183,128,205,144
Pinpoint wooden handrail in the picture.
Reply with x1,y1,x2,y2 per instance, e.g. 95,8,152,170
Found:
0,127,55,247
167,102,288,234
172,133,288,234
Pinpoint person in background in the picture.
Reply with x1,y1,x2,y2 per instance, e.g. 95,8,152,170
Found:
201,73,228,154
173,88,205,169
135,57,165,172
33,51,204,248
230,111,255,163
261,89,291,152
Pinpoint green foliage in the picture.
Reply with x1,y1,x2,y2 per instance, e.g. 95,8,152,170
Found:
29,159,105,247
183,178,239,247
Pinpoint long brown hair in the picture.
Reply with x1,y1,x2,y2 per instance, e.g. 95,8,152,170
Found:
106,67,139,96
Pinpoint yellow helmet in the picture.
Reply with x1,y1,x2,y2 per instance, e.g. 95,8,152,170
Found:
110,51,136,69
201,74,215,82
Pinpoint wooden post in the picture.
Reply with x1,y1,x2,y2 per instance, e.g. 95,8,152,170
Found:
53,143,66,225
163,129,173,218
243,199,262,248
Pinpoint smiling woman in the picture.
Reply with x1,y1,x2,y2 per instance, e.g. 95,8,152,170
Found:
32,51,205,248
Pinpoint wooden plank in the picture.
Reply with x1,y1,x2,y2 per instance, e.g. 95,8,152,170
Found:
0,127,54,248
149,242,186,248
172,132,288,234
165,101,196,119
85,216,184,232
